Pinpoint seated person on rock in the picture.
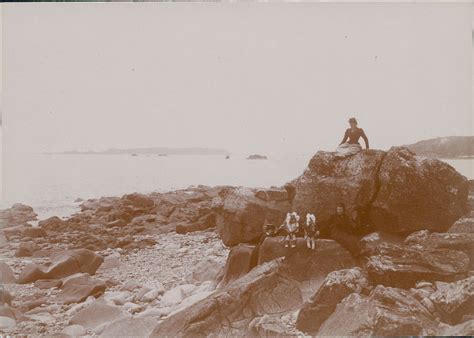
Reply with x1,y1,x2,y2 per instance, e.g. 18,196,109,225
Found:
303,213,318,250
278,212,300,248
350,205,374,236
335,117,369,157
318,203,362,256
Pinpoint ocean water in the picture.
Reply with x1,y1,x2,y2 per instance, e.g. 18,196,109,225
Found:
1,149,472,221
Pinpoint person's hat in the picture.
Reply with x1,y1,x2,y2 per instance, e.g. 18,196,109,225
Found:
348,117,358,124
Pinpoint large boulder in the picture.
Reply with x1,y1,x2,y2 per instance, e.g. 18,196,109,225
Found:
258,237,356,298
295,267,369,335
151,238,356,337
18,249,103,284
291,147,469,235
371,147,469,234
0,203,37,228
56,273,106,304
219,244,258,287
292,149,386,221
317,285,437,336
214,187,291,246
404,230,474,268
366,243,469,288
150,259,303,337
429,276,474,324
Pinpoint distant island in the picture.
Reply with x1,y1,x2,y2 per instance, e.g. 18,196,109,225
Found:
247,154,268,160
405,136,474,159
55,147,230,156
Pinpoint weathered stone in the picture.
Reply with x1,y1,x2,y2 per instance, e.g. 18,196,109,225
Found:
101,317,157,337
150,259,304,337
296,267,369,334
18,249,103,284
0,262,16,284
61,324,87,336
435,320,474,336
292,149,385,222
405,230,474,268
219,244,258,287
429,276,474,325
0,203,37,228
366,243,469,288
317,285,437,336
371,147,469,234
448,216,474,233
56,273,106,304
69,300,131,330
258,237,356,298
15,241,39,257
34,279,63,289
214,187,291,246
184,258,222,284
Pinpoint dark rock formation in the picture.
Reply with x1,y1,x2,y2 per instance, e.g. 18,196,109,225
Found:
371,147,469,234
292,149,386,221
18,249,103,284
366,243,469,288
296,267,368,334
292,147,468,235
317,285,437,336
213,187,291,246
219,243,258,287
0,203,37,228
404,230,474,268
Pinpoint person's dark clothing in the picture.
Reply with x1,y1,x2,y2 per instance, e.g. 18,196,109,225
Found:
340,128,369,149
303,223,318,237
318,213,362,256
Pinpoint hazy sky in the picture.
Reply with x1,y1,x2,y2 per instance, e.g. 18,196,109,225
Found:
3,3,472,156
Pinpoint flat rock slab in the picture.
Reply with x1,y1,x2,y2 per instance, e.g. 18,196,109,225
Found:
366,242,469,288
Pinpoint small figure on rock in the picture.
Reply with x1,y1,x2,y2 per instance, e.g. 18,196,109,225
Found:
335,117,369,157
304,213,318,250
263,219,277,238
279,212,300,248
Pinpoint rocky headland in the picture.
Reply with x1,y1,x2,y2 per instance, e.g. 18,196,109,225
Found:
0,146,473,336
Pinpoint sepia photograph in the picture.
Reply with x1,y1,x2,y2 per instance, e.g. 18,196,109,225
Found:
0,1,473,337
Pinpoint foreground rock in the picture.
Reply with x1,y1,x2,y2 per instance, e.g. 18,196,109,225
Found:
214,187,291,246
429,276,474,325
318,285,437,336
296,267,369,334
151,260,301,336
18,249,103,284
69,300,131,333
151,239,356,336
